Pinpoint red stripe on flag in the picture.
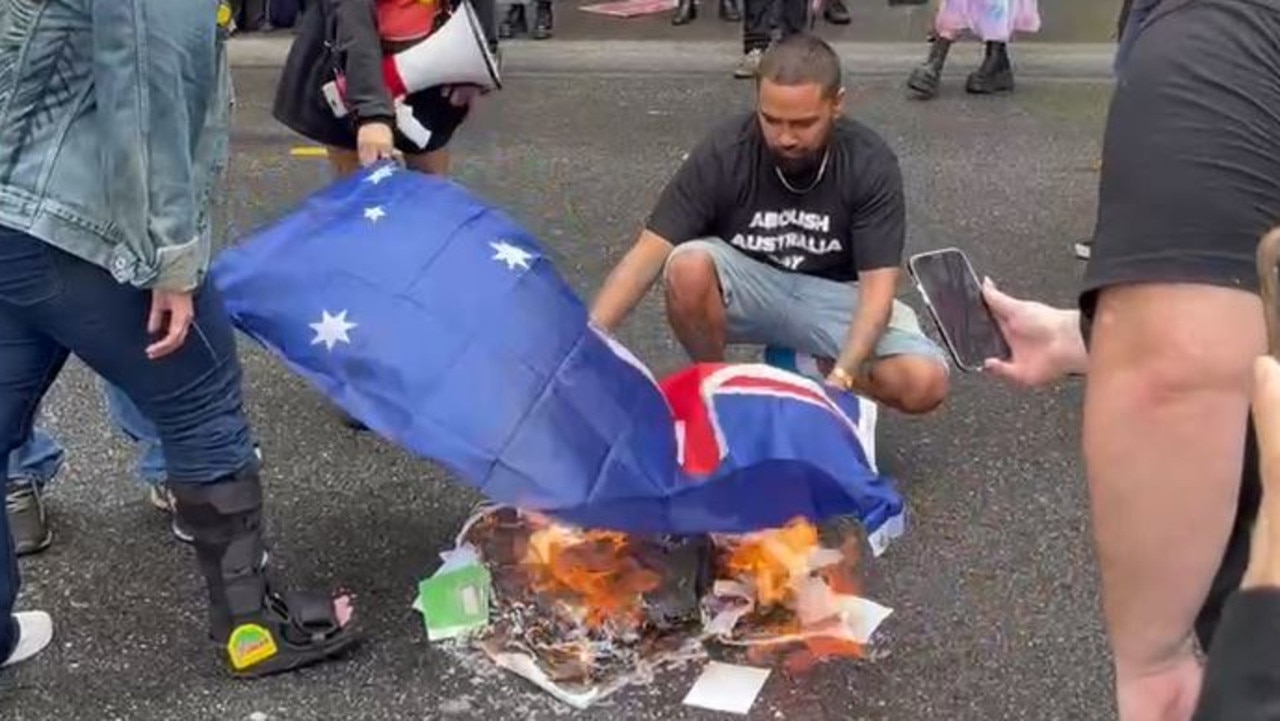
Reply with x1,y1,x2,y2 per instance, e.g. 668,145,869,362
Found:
659,364,729,477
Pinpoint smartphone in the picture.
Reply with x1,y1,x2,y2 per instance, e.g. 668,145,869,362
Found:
907,248,1012,372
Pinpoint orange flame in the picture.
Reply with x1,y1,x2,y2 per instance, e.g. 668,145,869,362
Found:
513,513,871,672
720,517,867,671
523,523,662,630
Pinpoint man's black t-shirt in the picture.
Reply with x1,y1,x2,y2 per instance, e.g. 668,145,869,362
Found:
1078,0,1280,654
645,112,906,283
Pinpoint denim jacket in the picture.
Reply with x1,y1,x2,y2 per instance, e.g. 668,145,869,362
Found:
0,0,233,293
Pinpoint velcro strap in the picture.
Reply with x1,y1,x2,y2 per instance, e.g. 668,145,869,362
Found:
281,591,338,632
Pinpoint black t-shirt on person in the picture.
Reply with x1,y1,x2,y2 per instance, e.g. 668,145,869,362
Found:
645,112,907,283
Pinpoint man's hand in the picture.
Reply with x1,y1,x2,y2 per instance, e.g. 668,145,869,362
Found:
588,231,674,333
146,289,194,360
980,277,1088,387
1244,355,1280,590
824,363,873,395
356,120,396,167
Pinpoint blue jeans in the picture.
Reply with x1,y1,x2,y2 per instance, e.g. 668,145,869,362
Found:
0,226,258,655
6,382,165,489
665,238,950,371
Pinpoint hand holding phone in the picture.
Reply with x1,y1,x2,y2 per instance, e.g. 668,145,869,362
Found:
907,248,1012,372
979,277,1092,386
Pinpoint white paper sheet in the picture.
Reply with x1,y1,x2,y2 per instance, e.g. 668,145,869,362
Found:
681,661,771,715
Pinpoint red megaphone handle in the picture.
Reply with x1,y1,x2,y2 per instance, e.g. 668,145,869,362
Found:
382,55,409,98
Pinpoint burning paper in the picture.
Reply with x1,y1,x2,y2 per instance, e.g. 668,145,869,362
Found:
704,519,894,673
429,504,894,709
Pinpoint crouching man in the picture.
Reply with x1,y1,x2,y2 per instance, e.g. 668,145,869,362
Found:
588,33,949,414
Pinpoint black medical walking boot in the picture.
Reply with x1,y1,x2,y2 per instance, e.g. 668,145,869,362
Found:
966,41,1015,95
824,0,851,24
169,470,360,678
672,0,696,24
719,0,741,22
907,35,952,100
531,0,554,39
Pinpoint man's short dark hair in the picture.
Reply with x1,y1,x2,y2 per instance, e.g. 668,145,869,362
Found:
755,33,843,98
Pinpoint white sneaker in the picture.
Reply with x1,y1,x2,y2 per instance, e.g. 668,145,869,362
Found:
2,611,53,668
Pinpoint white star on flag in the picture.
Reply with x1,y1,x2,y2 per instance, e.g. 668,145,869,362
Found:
310,310,358,351
364,206,386,223
364,165,396,185
490,240,535,271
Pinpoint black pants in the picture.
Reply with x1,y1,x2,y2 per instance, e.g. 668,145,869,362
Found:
232,0,268,30
1196,418,1261,649
742,0,808,53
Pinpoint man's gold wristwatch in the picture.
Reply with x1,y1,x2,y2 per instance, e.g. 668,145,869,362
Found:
828,366,856,391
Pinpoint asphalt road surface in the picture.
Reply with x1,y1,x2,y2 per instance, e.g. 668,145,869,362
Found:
241,0,1127,43
2,51,1116,721
550,0,1124,43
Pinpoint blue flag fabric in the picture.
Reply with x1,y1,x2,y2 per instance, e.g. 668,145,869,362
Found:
211,162,906,553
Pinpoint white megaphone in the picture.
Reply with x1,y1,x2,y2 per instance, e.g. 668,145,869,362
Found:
322,0,502,150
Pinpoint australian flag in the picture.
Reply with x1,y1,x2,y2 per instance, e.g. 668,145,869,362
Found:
211,162,906,554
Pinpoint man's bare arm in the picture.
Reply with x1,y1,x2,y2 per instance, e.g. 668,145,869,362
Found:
588,230,675,332
833,267,898,377
1083,283,1265,717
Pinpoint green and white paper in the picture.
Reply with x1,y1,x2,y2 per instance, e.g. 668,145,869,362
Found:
412,544,492,641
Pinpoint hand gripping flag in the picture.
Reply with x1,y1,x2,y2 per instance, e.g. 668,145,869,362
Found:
211,162,906,553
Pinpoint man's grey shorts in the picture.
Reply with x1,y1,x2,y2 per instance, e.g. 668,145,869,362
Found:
666,237,949,371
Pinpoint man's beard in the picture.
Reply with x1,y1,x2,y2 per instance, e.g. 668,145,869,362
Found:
774,149,822,175
771,143,829,185
770,132,831,180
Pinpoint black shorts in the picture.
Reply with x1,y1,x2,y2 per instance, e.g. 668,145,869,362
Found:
1079,0,1280,650
1083,0,1280,305
271,7,470,156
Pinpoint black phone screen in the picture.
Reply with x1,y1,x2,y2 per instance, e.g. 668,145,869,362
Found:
910,249,1012,371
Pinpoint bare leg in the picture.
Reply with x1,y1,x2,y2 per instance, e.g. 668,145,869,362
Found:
663,249,728,362
405,148,451,176
325,146,362,178
865,355,949,415
1083,283,1265,721
1118,658,1203,721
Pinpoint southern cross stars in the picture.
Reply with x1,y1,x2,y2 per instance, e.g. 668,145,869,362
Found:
364,165,396,185
364,206,386,223
310,310,358,351
490,240,535,271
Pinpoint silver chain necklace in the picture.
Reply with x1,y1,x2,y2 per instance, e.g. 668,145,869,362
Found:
774,147,831,194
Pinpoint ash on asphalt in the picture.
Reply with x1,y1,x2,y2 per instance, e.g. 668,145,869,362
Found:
1,68,1114,720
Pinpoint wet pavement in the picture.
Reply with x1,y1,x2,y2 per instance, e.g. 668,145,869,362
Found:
2,48,1116,721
